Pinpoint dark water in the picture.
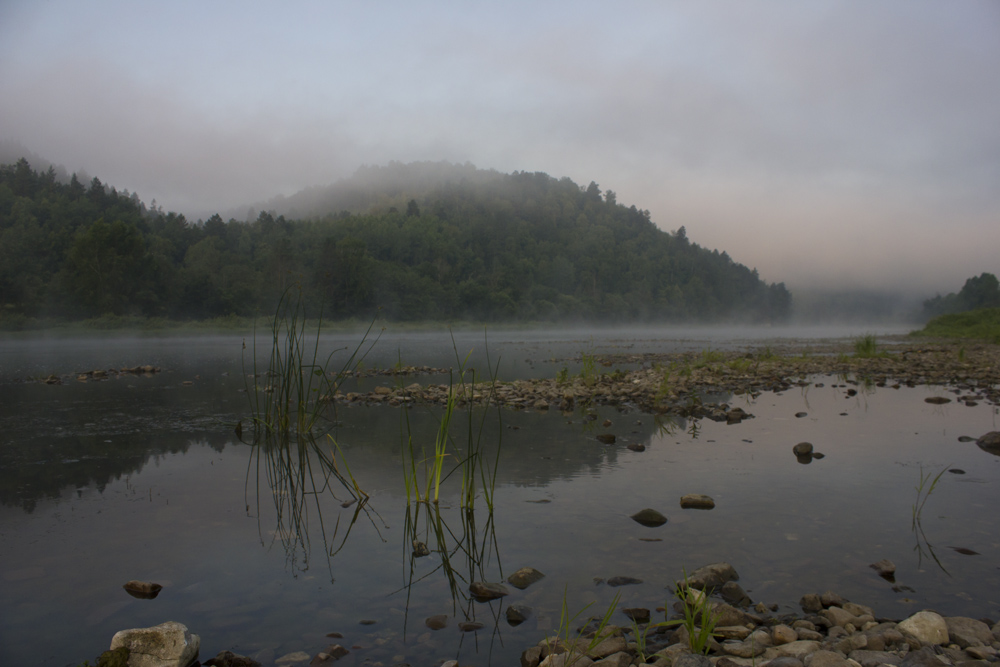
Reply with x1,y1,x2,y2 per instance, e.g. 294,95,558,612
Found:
2,326,999,667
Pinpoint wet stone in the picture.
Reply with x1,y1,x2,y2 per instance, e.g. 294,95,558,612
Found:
680,493,715,509
508,567,546,590
507,604,532,626
630,508,668,527
469,581,509,600
425,615,448,630
606,576,643,587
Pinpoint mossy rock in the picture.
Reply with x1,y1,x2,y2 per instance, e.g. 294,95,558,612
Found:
97,647,129,667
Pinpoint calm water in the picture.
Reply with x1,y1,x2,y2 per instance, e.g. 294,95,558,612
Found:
1,326,998,667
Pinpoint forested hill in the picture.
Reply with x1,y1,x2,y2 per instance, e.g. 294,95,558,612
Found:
0,158,791,324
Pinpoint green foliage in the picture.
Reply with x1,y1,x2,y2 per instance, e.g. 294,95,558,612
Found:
923,273,1000,320
0,158,791,324
913,307,1000,343
912,464,948,529
579,352,598,386
546,587,622,665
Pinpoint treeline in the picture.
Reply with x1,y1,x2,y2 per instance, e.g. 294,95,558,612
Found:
922,273,1000,321
0,158,791,324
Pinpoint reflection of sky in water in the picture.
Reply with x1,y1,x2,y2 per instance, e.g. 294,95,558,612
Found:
1,331,998,666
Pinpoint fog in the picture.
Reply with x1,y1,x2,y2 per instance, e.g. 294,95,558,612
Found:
1,1,998,299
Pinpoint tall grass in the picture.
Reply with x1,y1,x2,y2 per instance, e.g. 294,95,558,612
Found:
400,332,502,510
243,284,381,435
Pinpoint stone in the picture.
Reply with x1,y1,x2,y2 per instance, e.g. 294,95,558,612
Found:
722,638,768,658
680,494,715,509
596,433,616,444
592,651,632,667
110,621,200,667
899,611,950,646
773,641,822,659
673,655,713,667
458,621,484,631
976,431,1000,455
821,607,860,629
793,442,814,456
606,576,643,587
712,603,752,628
507,604,533,626
805,651,851,667
773,625,799,645
587,637,628,659
716,626,752,640
122,580,164,599
204,651,261,667
836,633,868,654
622,607,650,623
522,646,543,667
275,652,311,666
508,567,546,589
848,651,903,667
842,602,874,618
540,653,594,667
945,617,993,648
685,562,739,590
869,559,896,579
721,581,752,607
469,581,509,600
770,658,806,667
425,614,448,630
899,647,950,667
800,594,823,613
631,508,668,527
820,591,847,607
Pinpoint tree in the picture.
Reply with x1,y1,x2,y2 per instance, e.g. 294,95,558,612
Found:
61,219,148,315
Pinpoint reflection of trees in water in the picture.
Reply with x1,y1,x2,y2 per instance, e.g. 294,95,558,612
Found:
0,433,228,513
246,432,386,581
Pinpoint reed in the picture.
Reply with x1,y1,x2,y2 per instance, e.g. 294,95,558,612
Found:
400,332,501,510
242,283,381,435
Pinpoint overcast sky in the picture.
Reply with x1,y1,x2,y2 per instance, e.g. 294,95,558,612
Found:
1,1,998,297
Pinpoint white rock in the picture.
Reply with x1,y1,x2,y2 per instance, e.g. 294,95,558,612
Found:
898,611,949,646
109,621,199,667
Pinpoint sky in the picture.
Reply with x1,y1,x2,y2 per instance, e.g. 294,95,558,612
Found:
1,0,998,298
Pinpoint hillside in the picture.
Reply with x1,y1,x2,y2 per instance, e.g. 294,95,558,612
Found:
0,158,790,324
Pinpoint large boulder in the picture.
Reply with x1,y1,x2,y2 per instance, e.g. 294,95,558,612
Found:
944,616,993,648
109,621,200,667
898,611,949,646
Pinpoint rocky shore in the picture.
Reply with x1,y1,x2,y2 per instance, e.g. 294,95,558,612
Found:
511,562,1000,667
327,340,1000,420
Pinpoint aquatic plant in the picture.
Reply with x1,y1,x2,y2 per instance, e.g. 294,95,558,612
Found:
579,352,598,386
400,332,502,510
546,587,622,665
243,283,381,435
911,464,951,575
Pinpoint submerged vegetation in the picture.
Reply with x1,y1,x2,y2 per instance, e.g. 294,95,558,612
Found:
0,158,790,326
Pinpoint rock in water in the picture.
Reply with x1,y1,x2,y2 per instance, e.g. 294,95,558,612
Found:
630,508,668,527
976,431,1000,455
425,614,448,630
685,562,739,590
792,442,813,457
869,559,896,580
123,580,163,599
508,566,545,589
469,581,509,600
110,621,200,667
596,433,616,444
924,396,951,404
680,494,715,509
204,650,262,667
506,604,532,626
606,576,643,587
